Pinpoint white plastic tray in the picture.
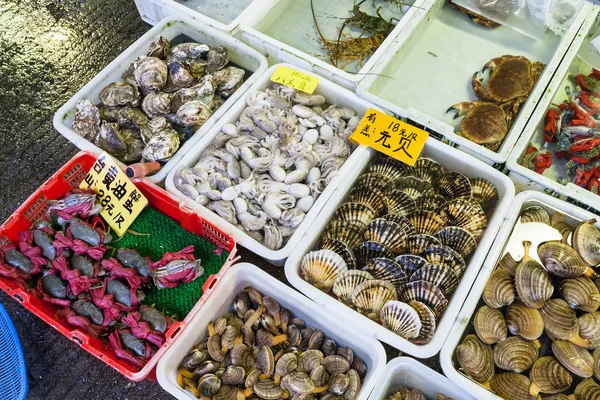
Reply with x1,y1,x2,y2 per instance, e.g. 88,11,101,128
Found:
157,262,387,400
284,136,515,358
357,0,593,166
165,63,375,266
369,357,473,400
239,0,429,90
507,7,600,210
53,16,268,184
440,190,600,399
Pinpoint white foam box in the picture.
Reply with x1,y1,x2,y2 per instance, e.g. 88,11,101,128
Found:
357,0,593,166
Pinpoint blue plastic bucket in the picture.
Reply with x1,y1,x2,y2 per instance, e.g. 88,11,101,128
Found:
0,301,27,400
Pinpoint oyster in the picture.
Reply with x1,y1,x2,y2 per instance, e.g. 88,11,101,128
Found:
362,219,408,254
363,258,408,288
97,122,127,159
141,92,172,118
174,100,212,129
552,340,594,378
529,356,572,396
141,129,180,162
505,302,544,340
406,210,446,236
332,270,373,305
514,241,553,309
380,301,421,339
301,250,348,291
560,276,600,312
351,279,397,320
169,42,209,60
72,100,101,142
482,268,515,309
99,81,140,107
493,336,539,373
520,205,551,224
147,36,170,59
573,220,600,266
435,226,477,259
433,172,472,200
134,56,168,92
353,241,394,269
206,45,229,73
473,305,507,345
538,241,596,279
409,263,459,296
409,301,436,345
398,280,448,318
214,66,245,97
167,59,194,89
406,234,442,255
470,177,498,211
456,334,494,383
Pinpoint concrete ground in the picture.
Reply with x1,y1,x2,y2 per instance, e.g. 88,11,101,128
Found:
0,0,439,398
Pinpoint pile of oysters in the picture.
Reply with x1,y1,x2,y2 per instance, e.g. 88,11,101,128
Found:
72,35,245,168
387,388,454,400
456,206,600,400
177,287,366,399
300,154,499,345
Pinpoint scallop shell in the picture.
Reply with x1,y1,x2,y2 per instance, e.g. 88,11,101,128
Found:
456,334,494,383
353,241,394,269
414,158,443,183
470,178,499,211
332,270,373,305
414,194,447,213
538,241,595,279
530,356,572,396
354,173,394,192
406,234,442,255
483,268,515,309
520,206,551,225
363,258,408,288
320,221,363,249
473,305,507,345
573,220,600,266
409,301,436,345
368,156,414,182
319,239,357,270
493,336,539,373
346,187,388,216
435,226,477,259
515,243,554,309
506,302,544,340
394,254,428,275
420,245,466,278
490,373,534,400
331,202,376,230
398,280,448,318
552,340,594,378
409,263,459,296
301,250,348,291
433,172,472,200
560,276,600,312
383,214,417,236
575,378,600,399
396,176,432,200
386,190,417,217
440,199,487,238
579,312,600,344
363,218,408,254
406,210,447,236
380,300,422,339
351,279,397,320
541,299,590,348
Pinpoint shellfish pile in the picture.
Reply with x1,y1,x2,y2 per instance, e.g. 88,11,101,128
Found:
387,388,454,400
177,287,367,399
174,83,360,250
72,35,245,169
300,154,498,344
456,206,600,400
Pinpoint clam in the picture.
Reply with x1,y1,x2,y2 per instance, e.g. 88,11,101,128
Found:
394,254,427,275
440,199,487,238
515,241,553,309
300,250,348,291
384,214,417,236
344,369,361,399
473,305,507,345
499,252,520,276
396,176,432,200
420,245,466,277
298,349,323,374
552,340,594,378
505,303,544,340
409,301,436,345
319,239,357,270
245,369,260,389
551,212,573,244
328,374,350,395
207,333,225,362
406,234,442,255
388,389,426,400
493,336,540,373
407,210,447,236
414,157,443,183
540,299,590,347
310,365,329,387
595,348,600,380
560,276,600,312
363,258,408,288
538,241,596,278
573,220,600,266
483,268,515,309
435,226,477,260
346,187,388,216
320,222,363,249
331,202,376,229
409,263,459,296
575,378,600,400
520,206,551,225
354,173,394,193
414,194,447,213
362,219,408,254
433,171,472,200
368,156,413,182
221,366,246,386
254,378,283,399
456,334,494,383
351,279,397,320
579,312,600,345
322,355,350,376
386,189,418,217
198,374,222,397
398,280,448,318
353,241,394,269
333,270,373,305
489,373,535,400
379,300,421,339
470,178,499,211
256,345,275,376
529,356,572,395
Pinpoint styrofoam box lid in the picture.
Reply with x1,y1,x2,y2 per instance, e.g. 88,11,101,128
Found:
165,63,376,266
157,263,387,400
284,135,515,358
53,16,268,184
368,357,473,400
356,0,593,166
440,190,600,400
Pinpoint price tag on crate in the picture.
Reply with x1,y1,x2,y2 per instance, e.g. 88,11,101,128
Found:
350,108,429,166
79,152,148,236
270,65,319,94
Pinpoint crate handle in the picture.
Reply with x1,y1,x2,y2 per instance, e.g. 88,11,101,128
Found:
71,331,88,346
179,202,194,214
202,274,218,293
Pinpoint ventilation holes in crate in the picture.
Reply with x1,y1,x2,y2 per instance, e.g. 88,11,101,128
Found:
0,236,9,248
23,196,48,224
201,220,231,251
63,163,86,189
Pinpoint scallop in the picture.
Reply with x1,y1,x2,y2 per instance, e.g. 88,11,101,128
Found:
538,241,596,278
573,220,600,266
414,157,443,183
483,268,515,309
490,373,534,400
579,312,600,345
515,242,553,309
379,300,422,339
470,178,499,211
493,336,540,373
353,241,394,269
440,199,487,238
331,202,376,229
386,189,417,217
346,187,388,216
406,234,442,255
351,279,397,320
409,263,459,296
383,214,417,236
354,173,394,193
367,156,413,182
435,226,477,259
420,245,466,278
540,299,590,347
363,218,408,254
552,340,594,378
319,239,357,270
409,301,436,345
394,254,428,275
332,270,374,305
575,378,600,400
560,276,600,312
414,194,447,213
473,305,507,345
301,250,348,291
456,334,494,383
505,303,544,340
433,172,472,200
396,176,432,200
363,258,408,288
398,280,448,318
520,206,551,225
407,210,447,236
529,356,572,395
320,221,363,249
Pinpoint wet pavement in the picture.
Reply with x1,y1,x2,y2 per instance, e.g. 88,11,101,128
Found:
0,0,438,398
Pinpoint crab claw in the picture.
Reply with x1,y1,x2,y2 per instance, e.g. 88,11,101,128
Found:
446,102,473,119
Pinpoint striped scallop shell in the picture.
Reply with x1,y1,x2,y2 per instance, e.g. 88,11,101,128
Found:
333,270,373,305
435,226,477,260
433,172,472,200
470,178,498,212
363,218,408,254
363,257,408,288
409,263,459,296
380,300,421,339
353,241,394,269
383,214,416,236
301,249,348,291
396,177,432,200
441,199,488,238
351,279,397,320
320,221,364,249
394,254,427,276
346,187,388,217
319,239,357,270
354,173,394,193
409,301,436,345
414,158,443,183
420,245,466,278
414,194,447,213
398,280,448,318
331,202,376,230
386,190,417,217
406,210,447,236
367,157,413,182
406,234,442,255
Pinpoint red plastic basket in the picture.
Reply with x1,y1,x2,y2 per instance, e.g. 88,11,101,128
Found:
0,152,237,381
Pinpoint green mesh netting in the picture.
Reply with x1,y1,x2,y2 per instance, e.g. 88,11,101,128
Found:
106,207,229,320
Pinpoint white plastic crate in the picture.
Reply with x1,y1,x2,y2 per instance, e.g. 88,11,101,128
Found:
507,7,600,210
239,0,429,90
165,63,375,266
368,357,473,400
357,0,593,166
156,263,387,400
284,137,515,358
440,190,600,399
53,16,268,184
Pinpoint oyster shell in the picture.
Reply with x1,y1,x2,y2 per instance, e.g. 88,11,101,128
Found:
520,205,551,225
552,340,594,378
353,241,394,269
141,92,172,118
141,129,180,162
363,258,408,288
332,270,373,305
560,276,600,312
515,241,553,309
394,254,427,275
72,100,101,142
573,220,600,266
97,122,127,159
319,239,357,270
440,199,487,238
538,241,596,279
379,300,421,339
489,373,535,400
456,334,494,383
529,356,572,396
351,279,397,320
398,280,448,318
396,176,432,200
414,194,447,213
213,66,245,97
420,245,466,278
433,172,472,200
167,59,194,89
301,249,348,291
320,221,364,250
170,42,209,60
406,210,446,236
414,157,443,183
174,100,212,129
206,45,229,74
386,189,418,217
99,81,140,107
409,301,436,345
405,234,442,255
362,218,408,254
134,56,168,92
331,202,376,230
346,187,388,216
147,36,169,59
483,268,515,309
493,336,540,373
409,263,459,296
473,305,507,345
506,302,544,340
470,178,499,211
435,226,477,259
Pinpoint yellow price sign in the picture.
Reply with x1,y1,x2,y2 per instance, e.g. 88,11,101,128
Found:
79,153,148,236
270,65,320,94
350,108,429,166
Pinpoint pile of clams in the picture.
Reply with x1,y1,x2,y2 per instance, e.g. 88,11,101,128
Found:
456,206,600,400
174,83,360,250
387,388,454,400
177,287,366,399
72,35,245,168
300,154,499,344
